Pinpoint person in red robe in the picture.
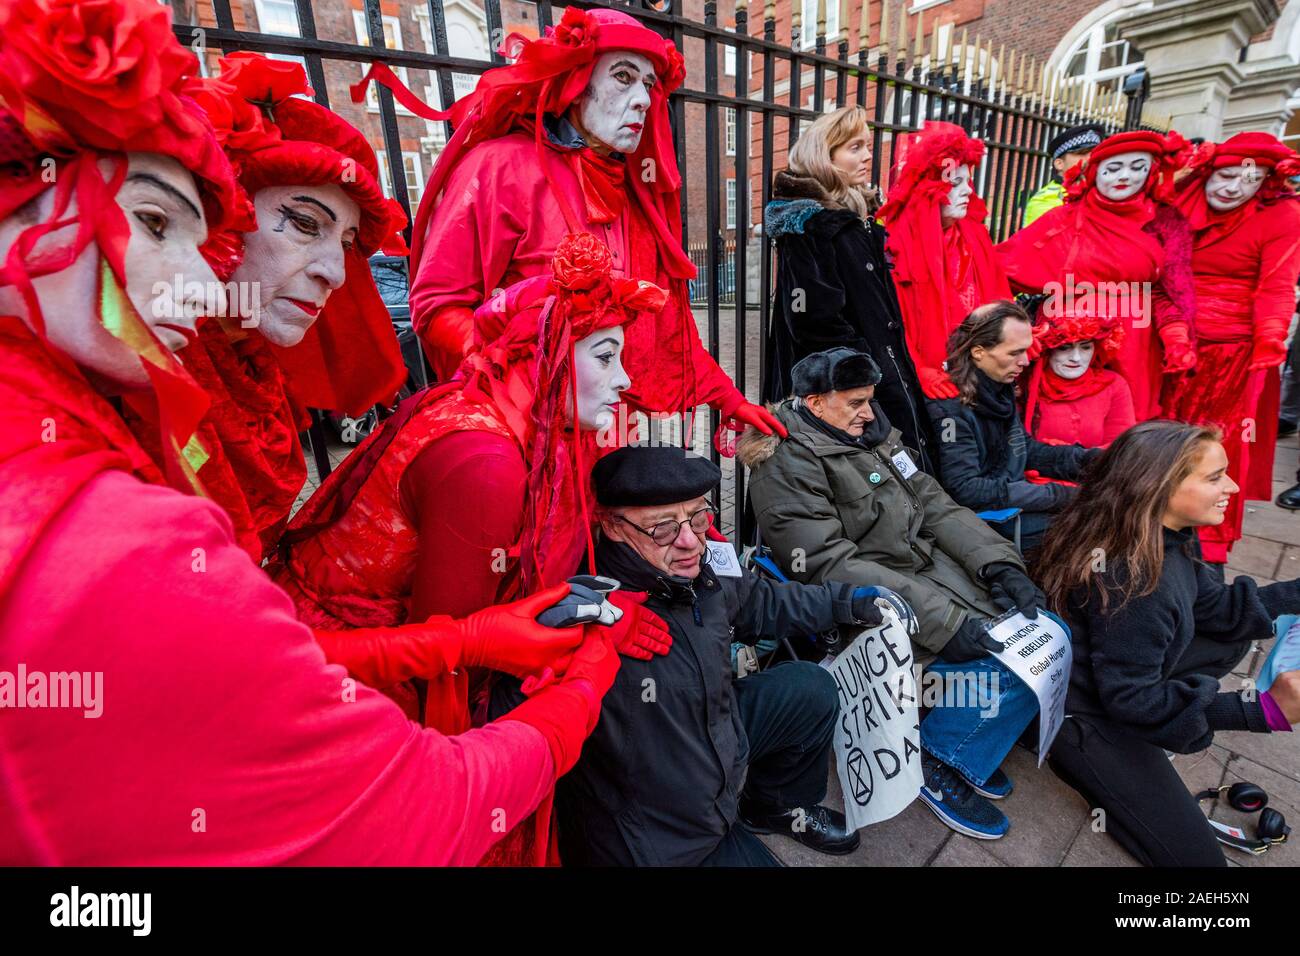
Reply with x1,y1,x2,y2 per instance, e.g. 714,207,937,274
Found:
878,121,1012,399
270,233,674,864
996,130,1196,421
358,5,783,443
1023,305,1135,448
1161,133,1300,565
0,0,618,866
122,53,410,564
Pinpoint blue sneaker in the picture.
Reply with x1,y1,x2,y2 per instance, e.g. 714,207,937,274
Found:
919,752,1009,840
961,765,1014,801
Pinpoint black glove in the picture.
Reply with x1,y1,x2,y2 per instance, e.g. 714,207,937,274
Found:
1047,483,1078,511
849,588,886,629
939,617,1005,663
1081,446,1103,470
535,576,623,628
982,562,1044,619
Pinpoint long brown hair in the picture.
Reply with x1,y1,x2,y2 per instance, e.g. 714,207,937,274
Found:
1036,420,1223,615
945,300,1030,406
787,105,881,220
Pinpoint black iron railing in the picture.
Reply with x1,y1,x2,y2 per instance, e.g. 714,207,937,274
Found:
170,0,1150,544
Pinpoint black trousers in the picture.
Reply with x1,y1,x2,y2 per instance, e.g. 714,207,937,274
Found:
1047,634,1253,867
702,660,839,867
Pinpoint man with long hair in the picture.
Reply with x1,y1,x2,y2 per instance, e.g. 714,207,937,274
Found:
927,301,1097,554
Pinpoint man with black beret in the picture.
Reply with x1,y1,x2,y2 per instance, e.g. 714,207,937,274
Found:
1022,123,1105,226
740,347,1043,842
546,443,891,866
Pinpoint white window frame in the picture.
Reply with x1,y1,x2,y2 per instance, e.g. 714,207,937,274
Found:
352,10,414,115
798,0,840,51
1058,3,1151,89
724,109,737,157
401,151,424,210
253,0,301,37
725,178,737,231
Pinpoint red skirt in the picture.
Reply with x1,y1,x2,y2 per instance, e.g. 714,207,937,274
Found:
1161,341,1280,563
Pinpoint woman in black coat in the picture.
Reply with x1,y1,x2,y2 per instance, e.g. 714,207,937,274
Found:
1037,420,1300,867
763,105,936,474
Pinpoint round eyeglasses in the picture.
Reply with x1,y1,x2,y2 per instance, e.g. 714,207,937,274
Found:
616,506,714,547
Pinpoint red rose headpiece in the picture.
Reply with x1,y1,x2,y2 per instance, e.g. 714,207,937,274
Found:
1033,302,1125,365
194,52,409,416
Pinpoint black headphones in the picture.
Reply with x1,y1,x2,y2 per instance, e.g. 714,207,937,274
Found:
1195,782,1291,854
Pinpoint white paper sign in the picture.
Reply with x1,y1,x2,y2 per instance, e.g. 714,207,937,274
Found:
705,540,743,577
821,607,922,830
986,610,1073,765
890,449,918,479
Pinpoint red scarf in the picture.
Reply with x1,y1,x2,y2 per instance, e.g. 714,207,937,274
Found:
576,148,627,224
0,316,164,603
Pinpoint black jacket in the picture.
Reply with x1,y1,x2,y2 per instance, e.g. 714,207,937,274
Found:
926,378,1087,514
1063,527,1300,752
763,170,937,475
556,544,858,866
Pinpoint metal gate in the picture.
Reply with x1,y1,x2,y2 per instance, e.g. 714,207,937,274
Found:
170,0,1151,542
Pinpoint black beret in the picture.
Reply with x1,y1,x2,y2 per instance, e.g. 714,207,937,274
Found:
790,347,883,397
592,445,722,507
1048,123,1105,161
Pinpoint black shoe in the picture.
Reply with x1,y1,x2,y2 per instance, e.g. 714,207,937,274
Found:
1278,483,1300,511
738,801,861,856
1279,418,1297,438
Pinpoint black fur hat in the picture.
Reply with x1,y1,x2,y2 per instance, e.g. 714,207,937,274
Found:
790,348,882,397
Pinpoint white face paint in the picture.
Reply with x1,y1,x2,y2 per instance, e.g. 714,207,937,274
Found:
1048,340,1095,380
571,324,631,430
0,152,225,387
1205,164,1267,212
231,183,361,347
1094,150,1152,201
572,51,656,155
940,164,973,225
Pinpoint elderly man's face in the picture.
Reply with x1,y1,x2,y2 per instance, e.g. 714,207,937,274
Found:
806,385,876,436
602,494,710,579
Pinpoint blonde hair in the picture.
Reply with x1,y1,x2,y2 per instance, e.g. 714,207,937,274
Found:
787,105,880,220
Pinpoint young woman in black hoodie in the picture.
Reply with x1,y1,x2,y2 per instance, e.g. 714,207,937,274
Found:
1037,420,1300,866
763,105,936,474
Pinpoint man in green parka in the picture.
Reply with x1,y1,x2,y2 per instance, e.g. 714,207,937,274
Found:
740,347,1045,842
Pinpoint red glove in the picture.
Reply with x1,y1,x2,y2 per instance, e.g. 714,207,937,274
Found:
1249,338,1288,371
919,366,959,400
314,620,463,689
500,631,621,776
605,590,673,661
1158,322,1197,374
734,401,787,437
456,583,588,676
312,583,581,687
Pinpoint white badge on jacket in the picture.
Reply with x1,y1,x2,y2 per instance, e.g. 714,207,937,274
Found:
705,540,743,577
891,449,918,479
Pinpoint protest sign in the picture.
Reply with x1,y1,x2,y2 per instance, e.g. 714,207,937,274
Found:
986,610,1073,765
822,607,921,830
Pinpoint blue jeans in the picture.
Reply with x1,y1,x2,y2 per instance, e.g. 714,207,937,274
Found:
919,655,1038,787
